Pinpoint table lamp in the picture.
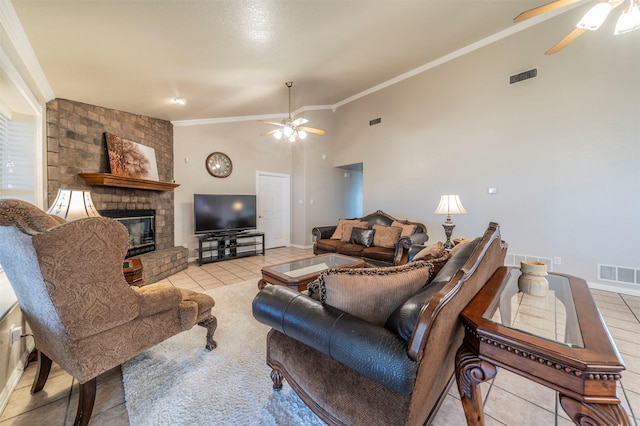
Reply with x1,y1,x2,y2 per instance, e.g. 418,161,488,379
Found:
46,189,101,221
434,194,467,249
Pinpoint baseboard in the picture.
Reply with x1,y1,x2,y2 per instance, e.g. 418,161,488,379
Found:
0,341,34,417
289,244,313,250
588,281,640,297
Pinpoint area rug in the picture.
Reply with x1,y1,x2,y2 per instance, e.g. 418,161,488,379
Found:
122,280,325,426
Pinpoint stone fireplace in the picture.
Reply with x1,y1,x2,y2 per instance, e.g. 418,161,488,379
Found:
101,209,156,258
45,98,187,283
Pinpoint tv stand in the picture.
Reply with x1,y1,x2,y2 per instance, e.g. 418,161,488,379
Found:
197,231,265,265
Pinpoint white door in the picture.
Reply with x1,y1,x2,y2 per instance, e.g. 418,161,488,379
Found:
256,172,290,249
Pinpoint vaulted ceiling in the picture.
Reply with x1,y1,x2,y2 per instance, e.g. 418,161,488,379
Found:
11,0,584,122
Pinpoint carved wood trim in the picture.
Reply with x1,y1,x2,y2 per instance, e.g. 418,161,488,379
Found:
456,343,497,426
465,324,623,381
197,315,218,351
560,394,631,426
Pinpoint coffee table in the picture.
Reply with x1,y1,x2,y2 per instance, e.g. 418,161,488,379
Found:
456,266,629,425
258,253,365,292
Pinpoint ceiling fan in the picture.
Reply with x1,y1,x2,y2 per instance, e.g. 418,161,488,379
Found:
260,81,326,143
515,0,640,54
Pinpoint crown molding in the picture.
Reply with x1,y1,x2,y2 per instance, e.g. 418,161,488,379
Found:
173,1,587,128
0,0,55,101
172,105,334,127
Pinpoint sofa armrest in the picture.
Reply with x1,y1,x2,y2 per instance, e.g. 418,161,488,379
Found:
252,285,418,395
133,283,182,318
392,233,429,265
312,226,337,240
399,232,429,249
407,244,427,262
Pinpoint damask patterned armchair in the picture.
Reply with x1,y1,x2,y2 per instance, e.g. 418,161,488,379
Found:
0,199,217,426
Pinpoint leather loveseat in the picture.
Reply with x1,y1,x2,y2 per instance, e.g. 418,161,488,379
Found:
312,210,428,266
253,222,507,426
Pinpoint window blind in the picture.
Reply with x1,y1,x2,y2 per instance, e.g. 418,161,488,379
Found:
0,112,36,202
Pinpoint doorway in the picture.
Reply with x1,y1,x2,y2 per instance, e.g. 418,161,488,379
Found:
339,162,363,218
256,171,291,249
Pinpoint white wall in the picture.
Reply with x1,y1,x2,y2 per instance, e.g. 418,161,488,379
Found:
174,109,346,251
172,10,638,289
331,9,640,287
173,120,294,257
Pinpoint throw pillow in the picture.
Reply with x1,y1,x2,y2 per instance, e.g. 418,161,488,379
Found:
391,220,418,237
449,239,470,257
413,241,446,261
372,224,402,248
331,219,367,240
413,241,449,279
340,221,369,242
316,261,434,325
349,228,375,247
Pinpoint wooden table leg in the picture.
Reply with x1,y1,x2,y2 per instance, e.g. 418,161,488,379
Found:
559,395,631,426
258,279,268,290
455,343,497,426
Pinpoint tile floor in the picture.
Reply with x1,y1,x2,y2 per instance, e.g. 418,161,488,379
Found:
1,246,639,425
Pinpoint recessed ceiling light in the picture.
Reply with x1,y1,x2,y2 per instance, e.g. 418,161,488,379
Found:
172,97,186,105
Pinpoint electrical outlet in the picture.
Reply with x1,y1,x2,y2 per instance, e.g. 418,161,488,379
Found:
554,257,562,265
10,325,22,345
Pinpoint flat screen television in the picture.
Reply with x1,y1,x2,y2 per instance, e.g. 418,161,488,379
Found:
194,194,257,235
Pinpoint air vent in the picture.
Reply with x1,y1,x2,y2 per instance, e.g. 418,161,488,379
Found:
505,253,553,272
598,264,640,285
509,68,538,85
369,117,382,126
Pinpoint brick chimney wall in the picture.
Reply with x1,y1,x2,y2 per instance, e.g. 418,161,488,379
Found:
46,98,175,251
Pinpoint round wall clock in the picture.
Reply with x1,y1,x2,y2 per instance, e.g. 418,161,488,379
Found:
205,152,232,178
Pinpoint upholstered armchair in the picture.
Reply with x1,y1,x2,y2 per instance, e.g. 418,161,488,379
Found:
0,199,217,426
253,222,507,425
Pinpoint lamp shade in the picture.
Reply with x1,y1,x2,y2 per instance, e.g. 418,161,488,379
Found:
434,195,467,216
46,189,101,221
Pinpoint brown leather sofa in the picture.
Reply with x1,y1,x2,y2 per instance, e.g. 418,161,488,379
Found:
253,222,507,426
312,210,428,266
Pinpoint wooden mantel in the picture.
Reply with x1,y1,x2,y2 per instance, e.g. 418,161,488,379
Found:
79,173,179,191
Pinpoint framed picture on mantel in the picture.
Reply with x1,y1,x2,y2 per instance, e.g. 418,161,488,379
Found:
105,132,159,181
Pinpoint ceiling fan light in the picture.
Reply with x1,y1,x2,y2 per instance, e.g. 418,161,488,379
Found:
288,134,297,143
298,130,307,140
615,4,640,34
274,129,283,139
283,125,294,137
577,3,612,30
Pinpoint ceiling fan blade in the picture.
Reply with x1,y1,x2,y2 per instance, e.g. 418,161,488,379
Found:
545,27,586,54
292,117,309,126
514,0,584,23
260,129,281,136
260,120,285,127
299,126,326,135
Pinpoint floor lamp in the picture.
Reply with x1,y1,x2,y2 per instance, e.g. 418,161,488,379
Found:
434,194,467,250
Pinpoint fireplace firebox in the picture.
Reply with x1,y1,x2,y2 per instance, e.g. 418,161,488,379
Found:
100,209,155,258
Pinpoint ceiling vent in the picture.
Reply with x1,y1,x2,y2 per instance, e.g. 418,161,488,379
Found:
509,68,538,85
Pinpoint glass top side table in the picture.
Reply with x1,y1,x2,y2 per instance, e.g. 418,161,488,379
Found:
456,266,629,425
484,268,583,348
